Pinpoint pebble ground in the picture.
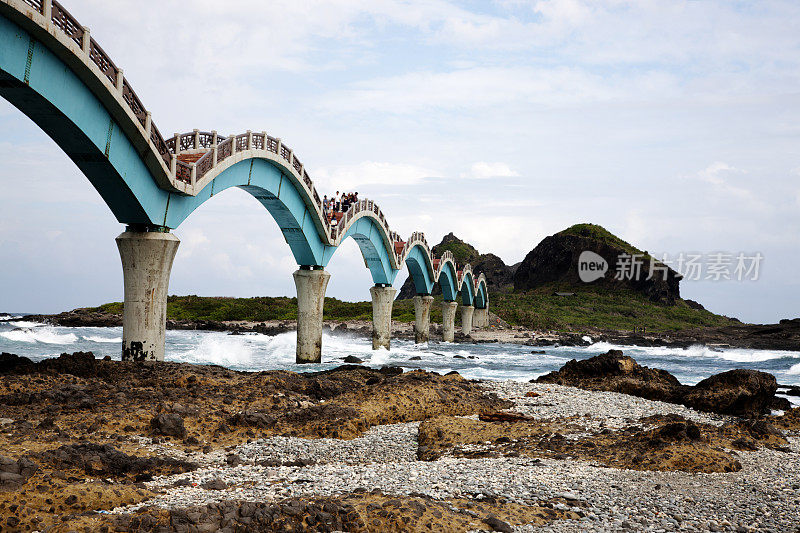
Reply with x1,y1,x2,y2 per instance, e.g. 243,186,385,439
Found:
116,381,800,532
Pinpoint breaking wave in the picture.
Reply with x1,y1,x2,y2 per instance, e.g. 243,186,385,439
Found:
82,335,122,344
0,326,77,344
586,341,800,363
8,320,46,328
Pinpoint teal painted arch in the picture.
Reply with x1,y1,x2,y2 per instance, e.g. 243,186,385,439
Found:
0,13,169,226
0,4,494,306
438,260,458,301
459,271,476,306
332,215,399,286
0,9,337,268
0,14,332,267
165,159,333,267
403,243,435,295
475,278,488,308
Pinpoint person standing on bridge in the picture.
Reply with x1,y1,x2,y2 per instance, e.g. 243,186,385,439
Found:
334,191,340,212
323,195,329,219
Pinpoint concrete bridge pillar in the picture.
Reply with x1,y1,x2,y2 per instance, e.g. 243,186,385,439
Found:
461,305,475,336
116,229,180,362
413,295,434,343
293,268,330,364
442,301,458,342
370,285,396,350
474,307,488,328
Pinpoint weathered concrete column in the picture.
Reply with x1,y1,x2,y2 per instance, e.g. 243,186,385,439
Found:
370,285,396,350
474,307,488,328
442,301,458,342
293,268,331,364
116,229,180,362
413,295,434,343
461,305,475,336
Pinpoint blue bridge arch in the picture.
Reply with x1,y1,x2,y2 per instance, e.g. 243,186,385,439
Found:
0,0,492,361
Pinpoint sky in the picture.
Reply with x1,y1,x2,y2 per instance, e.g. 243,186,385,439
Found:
1,0,799,323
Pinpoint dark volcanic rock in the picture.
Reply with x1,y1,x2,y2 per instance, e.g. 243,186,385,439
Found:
538,350,782,417
683,318,800,352
200,478,228,490
0,353,33,373
343,355,363,364
683,369,778,417
471,253,516,292
112,497,363,532
35,443,195,478
0,455,38,490
150,413,187,438
0,351,102,376
228,410,276,429
23,309,121,327
536,350,685,404
685,299,705,310
513,224,681,304
485,514,513,533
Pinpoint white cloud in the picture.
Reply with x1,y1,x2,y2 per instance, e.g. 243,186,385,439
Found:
178,229,210,259
320,67,634,113
462,162,519,180
689,162,763,208
3,0,800,323
314,161,441,190
697,162,740,186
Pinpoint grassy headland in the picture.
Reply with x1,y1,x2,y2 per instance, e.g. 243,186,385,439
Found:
86,224,741,333
490,285,738,332
91,288,737,333
93,296,443,325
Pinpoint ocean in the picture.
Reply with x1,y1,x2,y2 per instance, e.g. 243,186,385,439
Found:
2,314,800,396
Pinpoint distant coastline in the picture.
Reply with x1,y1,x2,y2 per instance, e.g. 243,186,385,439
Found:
20,302,800,353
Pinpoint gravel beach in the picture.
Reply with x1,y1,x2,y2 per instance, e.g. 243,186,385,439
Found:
2,352,798,532
115,381,800,532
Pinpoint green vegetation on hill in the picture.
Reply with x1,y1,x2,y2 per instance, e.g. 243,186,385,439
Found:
89,226,739,333
436,241,477,263
430,232,480,264
559,223,645,256
92,296,442,324
490,284,738,332
91,288,736,333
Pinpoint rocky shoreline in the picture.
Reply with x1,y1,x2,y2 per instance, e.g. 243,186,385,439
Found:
18,307,800,352
0,350,799,531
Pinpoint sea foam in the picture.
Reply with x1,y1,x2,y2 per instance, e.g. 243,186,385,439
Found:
0,327,77,344
585,341,799,363
82,335,122,344
8,320,46,328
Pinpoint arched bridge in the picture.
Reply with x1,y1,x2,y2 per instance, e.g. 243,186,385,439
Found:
0,0,491,363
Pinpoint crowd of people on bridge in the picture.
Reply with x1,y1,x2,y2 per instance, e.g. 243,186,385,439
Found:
322,191,358,226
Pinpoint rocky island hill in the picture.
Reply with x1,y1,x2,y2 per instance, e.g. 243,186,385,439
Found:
397,224,800,351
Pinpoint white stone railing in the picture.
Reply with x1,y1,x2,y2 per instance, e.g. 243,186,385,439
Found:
5,0,484,299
